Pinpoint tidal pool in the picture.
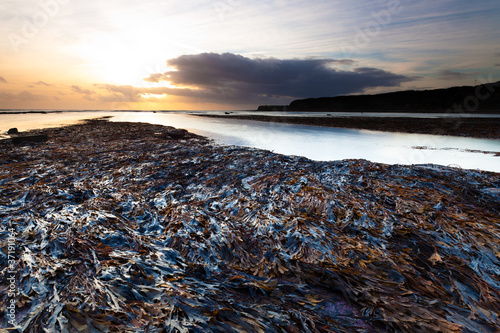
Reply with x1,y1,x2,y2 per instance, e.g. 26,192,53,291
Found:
1,111,499,172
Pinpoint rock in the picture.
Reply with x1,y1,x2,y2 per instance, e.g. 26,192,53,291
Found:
12,134,48,144
7,128,18,135
166,129,188,140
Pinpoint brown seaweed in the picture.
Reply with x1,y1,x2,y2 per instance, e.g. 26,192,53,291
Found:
1,119,499,332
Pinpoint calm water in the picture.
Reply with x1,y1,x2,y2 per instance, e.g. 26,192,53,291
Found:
192,110,500,119
1,111,499,172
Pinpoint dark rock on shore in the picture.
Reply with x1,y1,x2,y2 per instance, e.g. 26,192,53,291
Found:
11,134,48,144
7,128,18,135
166,128,188,140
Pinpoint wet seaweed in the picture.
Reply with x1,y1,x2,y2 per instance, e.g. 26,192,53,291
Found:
1,119,499,332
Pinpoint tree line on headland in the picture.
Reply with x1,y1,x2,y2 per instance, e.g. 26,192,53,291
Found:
258,81,500,113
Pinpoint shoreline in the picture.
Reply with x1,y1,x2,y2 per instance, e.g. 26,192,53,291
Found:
1,120,499,331
197,114,500,139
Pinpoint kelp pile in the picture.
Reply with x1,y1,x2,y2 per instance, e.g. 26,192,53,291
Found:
1,119,499,332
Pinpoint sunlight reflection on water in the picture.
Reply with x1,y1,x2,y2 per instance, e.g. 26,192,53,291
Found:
110,112,500,173
1,111,499,172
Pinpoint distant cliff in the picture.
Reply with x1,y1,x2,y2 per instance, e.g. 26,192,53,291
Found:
258,82,500,113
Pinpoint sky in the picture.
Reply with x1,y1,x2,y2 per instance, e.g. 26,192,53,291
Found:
0,0,499,110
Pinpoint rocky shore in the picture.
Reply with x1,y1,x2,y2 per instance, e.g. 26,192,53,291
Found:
1,119,499,332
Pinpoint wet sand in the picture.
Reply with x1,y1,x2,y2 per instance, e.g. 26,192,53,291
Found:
198,114,500,139
1,119,499,331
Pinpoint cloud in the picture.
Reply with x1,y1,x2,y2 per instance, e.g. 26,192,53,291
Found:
437,69,474,80
143,53,414,103
96,84,145,103
95,84,202,103
0,76,7,84
71,85,94,95
334,59,356,65
143,73,165,83
34,81,51,86
71,85,97,101
0,91,47,101
495,63,500,67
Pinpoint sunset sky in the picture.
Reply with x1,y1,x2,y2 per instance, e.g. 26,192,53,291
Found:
1,0,499,110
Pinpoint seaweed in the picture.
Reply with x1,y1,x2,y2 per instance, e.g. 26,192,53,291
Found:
1,119,499,332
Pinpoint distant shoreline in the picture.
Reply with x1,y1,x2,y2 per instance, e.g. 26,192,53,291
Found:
258,81,500,113
197,114,500,139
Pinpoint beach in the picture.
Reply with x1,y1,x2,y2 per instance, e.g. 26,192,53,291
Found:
1,119,500,332
198,114,500,139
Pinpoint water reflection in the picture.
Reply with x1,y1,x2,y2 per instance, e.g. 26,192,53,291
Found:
0,112,106,136
1,111,498,172
110,112,500,173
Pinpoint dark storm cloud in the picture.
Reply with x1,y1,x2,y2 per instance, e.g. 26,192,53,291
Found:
144,53,413,101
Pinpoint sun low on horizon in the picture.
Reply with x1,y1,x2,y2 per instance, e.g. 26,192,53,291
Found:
0,0,499,111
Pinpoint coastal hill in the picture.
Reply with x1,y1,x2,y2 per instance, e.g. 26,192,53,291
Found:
258,81,500,112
